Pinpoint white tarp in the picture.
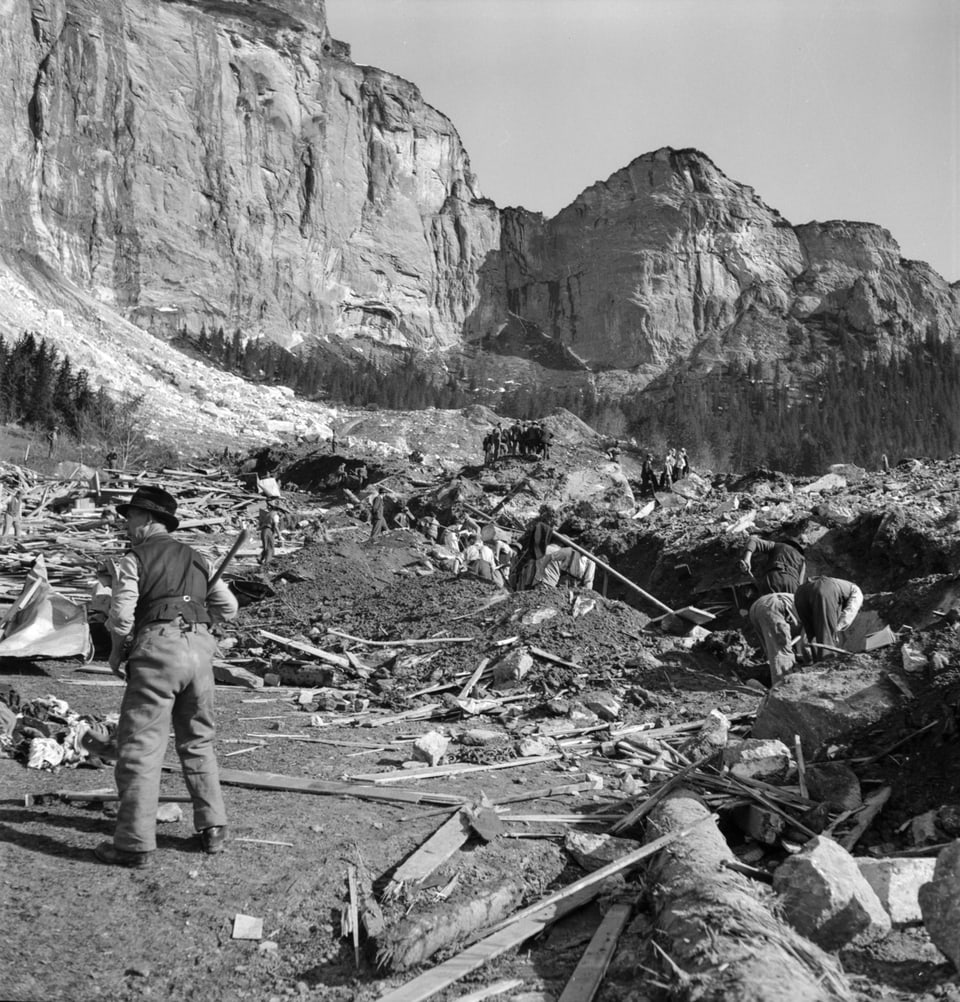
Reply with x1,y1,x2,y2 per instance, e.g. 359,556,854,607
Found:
0,555,92,660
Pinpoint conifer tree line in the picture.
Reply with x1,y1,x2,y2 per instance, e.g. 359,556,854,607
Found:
195,324,960,475
503,332,960,474
192,325,470,409
0,331,106,433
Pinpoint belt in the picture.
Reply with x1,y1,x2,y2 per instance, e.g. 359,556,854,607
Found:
143,616,208,632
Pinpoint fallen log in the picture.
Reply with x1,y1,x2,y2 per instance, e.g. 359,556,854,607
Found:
377,875,529,972
645,790,850,1001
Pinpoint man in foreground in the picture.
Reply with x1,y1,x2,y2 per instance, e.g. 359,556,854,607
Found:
97,486,238,867
748,592,801,684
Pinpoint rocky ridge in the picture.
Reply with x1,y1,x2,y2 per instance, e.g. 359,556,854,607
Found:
0,0,958,420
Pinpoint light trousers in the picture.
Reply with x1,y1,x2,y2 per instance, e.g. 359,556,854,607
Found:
114,620,225,852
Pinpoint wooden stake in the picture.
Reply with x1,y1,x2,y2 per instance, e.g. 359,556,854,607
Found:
347,864,361,967
793,734,808,799
840,786,891,851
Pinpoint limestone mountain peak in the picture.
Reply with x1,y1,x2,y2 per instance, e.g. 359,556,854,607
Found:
0,1,957,446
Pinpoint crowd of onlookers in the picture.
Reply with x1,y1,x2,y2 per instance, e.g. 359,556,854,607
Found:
482,421,553,464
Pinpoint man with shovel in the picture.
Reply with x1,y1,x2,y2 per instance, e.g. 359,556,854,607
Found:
96,486,239,867
794,576,863,662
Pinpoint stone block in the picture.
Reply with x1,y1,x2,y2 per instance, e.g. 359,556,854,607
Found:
798,473,847,494
806,762,862,812
863,626,897,651
919,841,960,969
412,730,449,767
772,835,891,949
492,649,533,686
858,858,936,925
582,692,621,721
752,667,902,758
723,737,792,783
565,831,642,872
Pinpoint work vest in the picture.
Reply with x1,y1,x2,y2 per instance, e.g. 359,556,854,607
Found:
132,533,212,631
767,541,805,576
257,508,275,530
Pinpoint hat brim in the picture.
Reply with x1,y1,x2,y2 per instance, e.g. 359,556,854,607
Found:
116,501,179,531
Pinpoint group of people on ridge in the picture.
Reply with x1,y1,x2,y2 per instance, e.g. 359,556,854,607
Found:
741,527,863,685
640,448,689,496
482,421,553,465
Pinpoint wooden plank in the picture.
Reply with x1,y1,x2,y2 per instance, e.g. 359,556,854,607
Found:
840,786,891,850
258,629,353,669
326,628,476,647
556,902,632,1002
205,767,467,806
348,753,563,785
458,659,490,699
383,809,472,900
448,980,523,1002
529,646,583,670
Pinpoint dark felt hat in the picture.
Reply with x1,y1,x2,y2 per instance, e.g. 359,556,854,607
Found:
117,485,179,530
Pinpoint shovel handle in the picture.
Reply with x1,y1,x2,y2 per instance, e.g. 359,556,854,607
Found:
551,530,675,615
209,529,249,588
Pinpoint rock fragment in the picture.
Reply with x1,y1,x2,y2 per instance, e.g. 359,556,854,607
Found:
722,737,792,782
858,857,936,925
772,835,891,949
918,841,960,969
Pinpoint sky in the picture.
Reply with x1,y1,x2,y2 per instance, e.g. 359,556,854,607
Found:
326,0,959,283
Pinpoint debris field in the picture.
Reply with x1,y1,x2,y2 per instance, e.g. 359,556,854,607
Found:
2,423,960,1002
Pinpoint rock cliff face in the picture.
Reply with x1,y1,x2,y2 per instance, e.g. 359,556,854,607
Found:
0,0,499,350
471,149,960,381
0,2,958,392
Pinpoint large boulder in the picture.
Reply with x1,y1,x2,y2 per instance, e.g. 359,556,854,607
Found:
555,465,635,514
752,667,904,757
773,836,891,949
918,841,960,969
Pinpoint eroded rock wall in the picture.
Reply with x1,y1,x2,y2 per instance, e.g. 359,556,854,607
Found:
1,0,500,349
1,2,958,384
475,148,960,378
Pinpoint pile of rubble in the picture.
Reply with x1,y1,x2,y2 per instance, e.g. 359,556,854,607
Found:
3,432,960,998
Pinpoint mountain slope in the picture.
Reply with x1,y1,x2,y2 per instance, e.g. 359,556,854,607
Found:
0,0,958,438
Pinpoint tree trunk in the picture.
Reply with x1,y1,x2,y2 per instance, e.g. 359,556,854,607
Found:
645,790,850,1002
